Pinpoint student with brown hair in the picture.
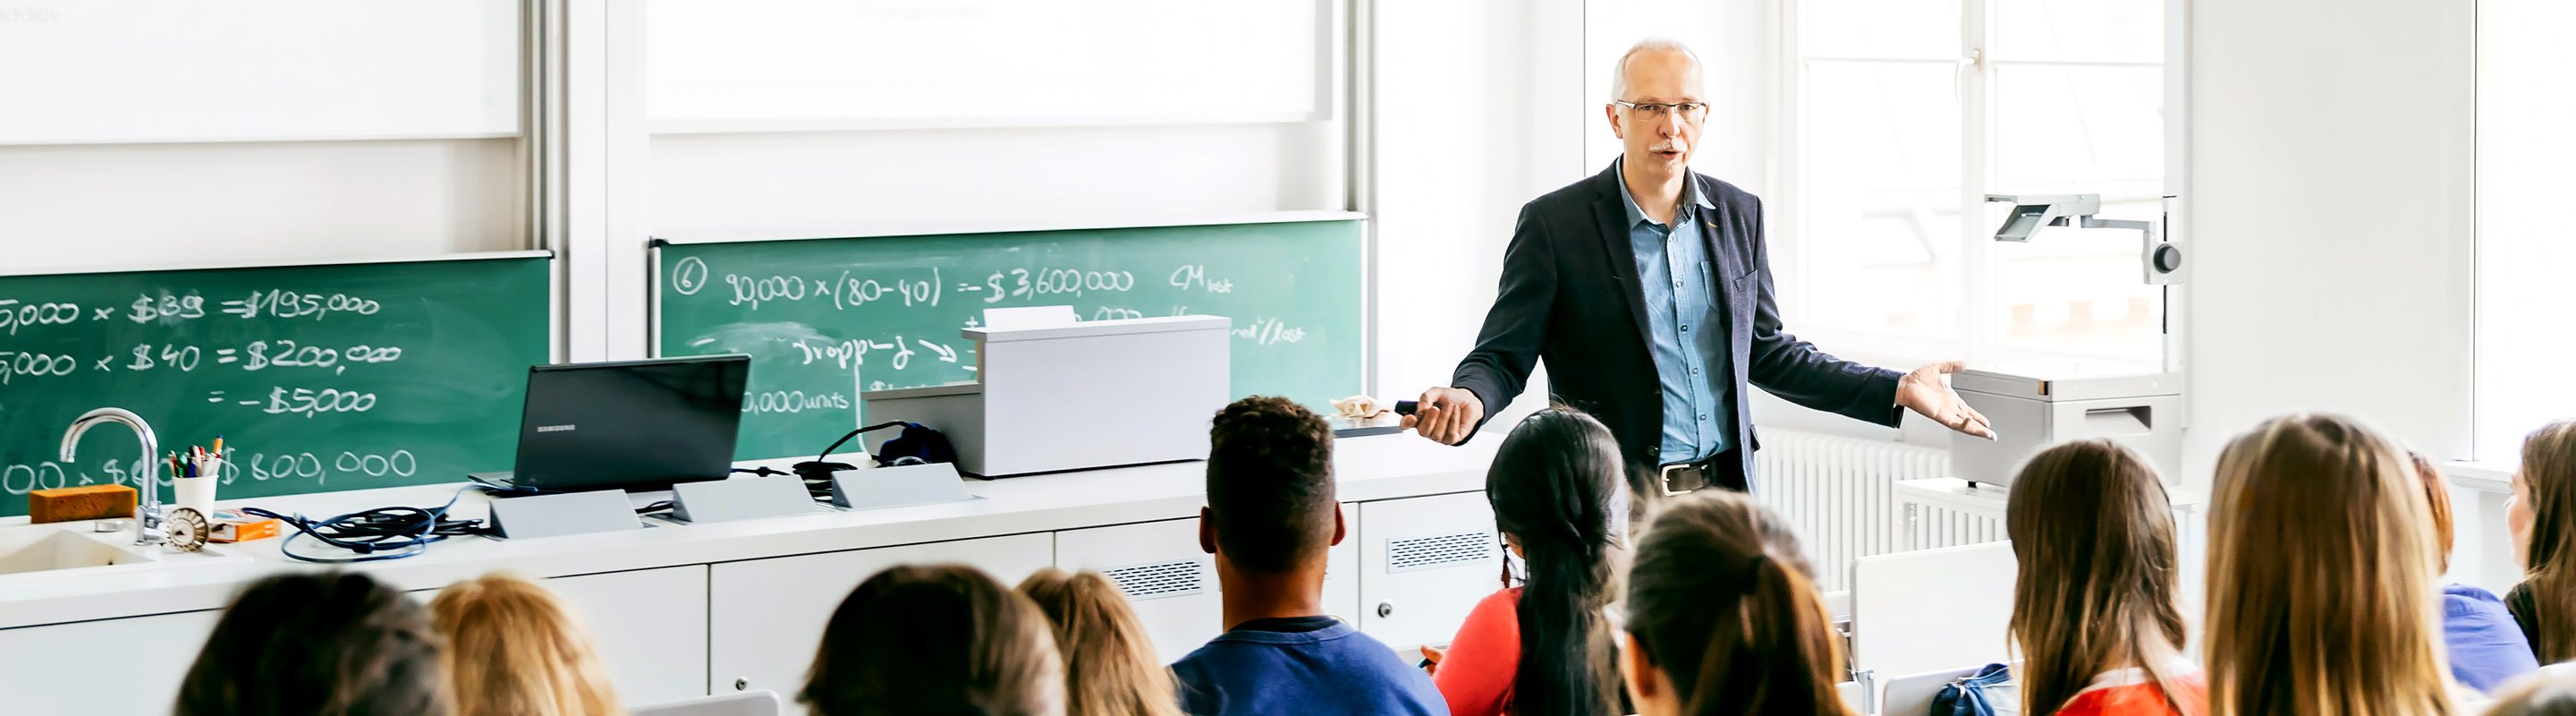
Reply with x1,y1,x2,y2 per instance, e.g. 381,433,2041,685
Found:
1424,405,1629,716
1016,568,1185,716
2508,419,2576,663
429,573,625,716
174,572,450,716
1613,490,1852,716
2205,413,2466,715
2005,439,2203,716
2404,451,2538,693
801,563,1064,716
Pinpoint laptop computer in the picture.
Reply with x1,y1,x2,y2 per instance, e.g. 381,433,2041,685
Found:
470,355,751,493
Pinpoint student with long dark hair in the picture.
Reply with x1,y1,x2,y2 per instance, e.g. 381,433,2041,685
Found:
1614,490,1852,716
2509,419,2576,663
174,572,450,716
2005,439,2203,715
801,563,1064,716
1423,406,1628,716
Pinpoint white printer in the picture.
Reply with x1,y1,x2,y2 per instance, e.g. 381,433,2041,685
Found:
1947,360,2183,487
861,309,1231,477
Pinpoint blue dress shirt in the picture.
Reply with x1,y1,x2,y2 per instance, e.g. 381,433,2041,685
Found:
1615,159,1733,464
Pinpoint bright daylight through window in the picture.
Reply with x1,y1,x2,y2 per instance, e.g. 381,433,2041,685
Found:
1786,0,2165,364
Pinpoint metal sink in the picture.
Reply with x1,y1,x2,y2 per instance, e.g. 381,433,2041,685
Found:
0,524,244,580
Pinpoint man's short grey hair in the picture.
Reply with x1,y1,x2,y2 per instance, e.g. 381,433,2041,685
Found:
1610,37,1704,102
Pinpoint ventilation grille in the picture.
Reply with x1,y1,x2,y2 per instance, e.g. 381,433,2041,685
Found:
1386,532,1495,573
1102,559,1209,601
1905,500,2007,552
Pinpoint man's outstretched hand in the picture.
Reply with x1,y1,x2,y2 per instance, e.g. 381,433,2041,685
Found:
1897,361,1997,440
1401,387,1484,446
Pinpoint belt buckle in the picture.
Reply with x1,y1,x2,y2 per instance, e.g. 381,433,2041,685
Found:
1657,464,1699,497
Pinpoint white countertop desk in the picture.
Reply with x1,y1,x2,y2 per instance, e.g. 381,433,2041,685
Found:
0,435,1506,712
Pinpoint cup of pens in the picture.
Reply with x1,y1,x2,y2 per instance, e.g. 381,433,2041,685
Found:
170,437,223,518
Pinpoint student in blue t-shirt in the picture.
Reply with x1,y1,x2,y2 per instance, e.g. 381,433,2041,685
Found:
1172,396,1448,716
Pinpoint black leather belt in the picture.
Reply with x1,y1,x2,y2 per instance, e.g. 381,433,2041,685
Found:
1655,455,1722,496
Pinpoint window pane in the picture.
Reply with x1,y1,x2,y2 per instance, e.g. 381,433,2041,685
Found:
1991,0,2163,63
1987,64,2164,362
1799,62,1963,336
648,0,1319,123
1992,65,2164,188
0,2,520,143
2476,0,2576,461
1801,0,1961,59
1986,196,2165,362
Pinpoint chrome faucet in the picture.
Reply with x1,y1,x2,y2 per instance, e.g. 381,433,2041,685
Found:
62,407,161,545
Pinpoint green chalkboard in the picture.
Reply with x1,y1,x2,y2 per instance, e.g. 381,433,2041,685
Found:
0,254,552,517
656,218,1365,460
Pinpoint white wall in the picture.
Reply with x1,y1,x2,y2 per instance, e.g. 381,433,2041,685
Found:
1582,0,1775,195
1371,0,1586,418
0,140,522,271
2180,0,2478,490
649,124,1342,240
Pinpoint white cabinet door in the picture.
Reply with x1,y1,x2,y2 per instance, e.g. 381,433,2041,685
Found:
708,533,1054,707
1055,506,1360,666
548,566,711,705
1356,491,1503,653
1055,517,1221,665
1323,503,1360,629
406,565,714,707
0,609,221,714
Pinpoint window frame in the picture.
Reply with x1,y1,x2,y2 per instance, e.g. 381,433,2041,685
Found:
1772,0,2175,369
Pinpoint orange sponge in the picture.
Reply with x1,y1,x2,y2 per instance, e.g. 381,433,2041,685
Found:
30,484,137,524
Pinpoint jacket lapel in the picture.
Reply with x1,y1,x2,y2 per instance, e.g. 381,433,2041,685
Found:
1589,164,1657,353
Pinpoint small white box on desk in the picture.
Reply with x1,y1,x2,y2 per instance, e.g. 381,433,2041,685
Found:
863,313,1231,477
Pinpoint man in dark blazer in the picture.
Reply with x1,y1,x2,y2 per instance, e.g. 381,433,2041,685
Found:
1405,38,1995,494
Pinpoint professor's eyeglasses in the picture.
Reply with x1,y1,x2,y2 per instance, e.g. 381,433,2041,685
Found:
1613,100,1709,121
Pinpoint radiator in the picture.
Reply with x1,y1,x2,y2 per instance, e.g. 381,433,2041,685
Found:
1748,429,1951,592
1903,497,2008,551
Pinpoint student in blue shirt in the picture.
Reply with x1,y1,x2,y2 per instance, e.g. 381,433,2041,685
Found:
1172,396,1447,716
2410,451,2539,693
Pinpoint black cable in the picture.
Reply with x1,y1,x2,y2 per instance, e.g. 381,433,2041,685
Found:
238,485,487,564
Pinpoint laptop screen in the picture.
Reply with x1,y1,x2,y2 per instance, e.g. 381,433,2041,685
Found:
510,354,750,492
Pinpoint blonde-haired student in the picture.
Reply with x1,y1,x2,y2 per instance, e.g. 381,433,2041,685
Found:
429,573,624,716
2205,413,2470,715
1017,569,1185,716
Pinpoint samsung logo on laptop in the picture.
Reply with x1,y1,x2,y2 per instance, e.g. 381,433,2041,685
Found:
535,424,578,433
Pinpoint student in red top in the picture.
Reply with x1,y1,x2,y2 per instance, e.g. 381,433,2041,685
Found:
2005,439,2206,716
1421,406,1629,716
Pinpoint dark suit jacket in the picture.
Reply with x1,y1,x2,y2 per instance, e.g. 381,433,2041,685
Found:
1450,161,1904,491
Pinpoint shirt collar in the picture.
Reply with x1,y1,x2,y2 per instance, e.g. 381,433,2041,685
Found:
1614,156,1716,229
